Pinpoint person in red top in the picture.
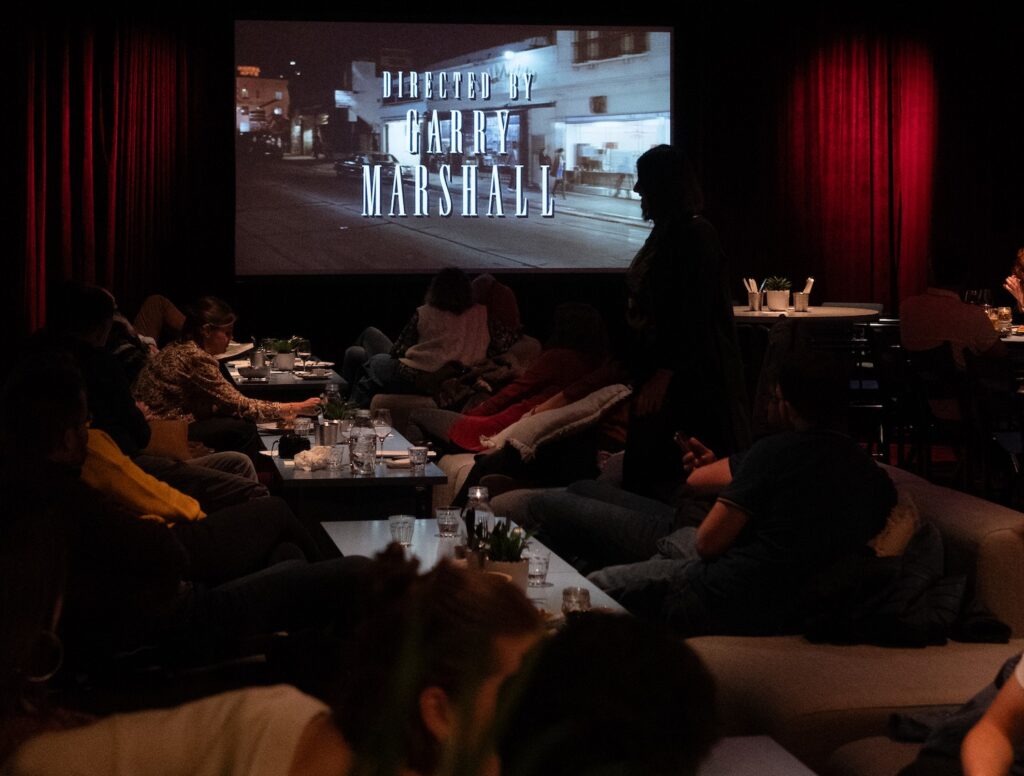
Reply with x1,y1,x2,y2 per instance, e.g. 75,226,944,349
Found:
408,304,608,453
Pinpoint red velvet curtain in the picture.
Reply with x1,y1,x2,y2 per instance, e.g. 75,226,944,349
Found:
20,21,190,332
781,35,936,308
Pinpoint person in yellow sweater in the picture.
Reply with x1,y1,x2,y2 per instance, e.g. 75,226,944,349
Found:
82,427,323,584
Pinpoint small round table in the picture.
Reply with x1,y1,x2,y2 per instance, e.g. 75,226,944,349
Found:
733,305,882,324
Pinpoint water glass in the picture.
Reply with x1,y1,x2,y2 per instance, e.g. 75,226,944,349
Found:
408,446,428,471
436,507,461,538
561,586,591,615
294,417,313,439
388,515,415,547
527,549,551,587
351,435,376,475
327,444,347,470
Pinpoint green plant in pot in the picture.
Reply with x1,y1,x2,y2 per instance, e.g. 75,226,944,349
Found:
483,520,532,589
269,339,296,370
764,276,792,311
322,399,357,421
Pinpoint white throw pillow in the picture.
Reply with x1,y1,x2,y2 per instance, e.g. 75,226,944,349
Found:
479,384,632,462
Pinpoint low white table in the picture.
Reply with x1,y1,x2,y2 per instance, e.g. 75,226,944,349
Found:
322,518,624,617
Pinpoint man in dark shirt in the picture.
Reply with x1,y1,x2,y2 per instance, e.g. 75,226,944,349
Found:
585,357,897,635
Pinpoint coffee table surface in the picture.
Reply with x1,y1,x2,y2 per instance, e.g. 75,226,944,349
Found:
261,427,446,488
322,518,625,618
225,358,345,397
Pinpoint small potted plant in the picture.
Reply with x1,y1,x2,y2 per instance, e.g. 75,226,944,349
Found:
269,339,296,370
764,276,792,311
482,520,531,589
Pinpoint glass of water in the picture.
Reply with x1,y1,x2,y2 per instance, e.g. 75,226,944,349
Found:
527,548,551,587
436,507,461,538
388,515,415,547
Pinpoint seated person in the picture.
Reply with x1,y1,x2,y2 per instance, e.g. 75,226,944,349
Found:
594,357,896,635
528,357,897,637
1003,246,1024,315
962,652,1024,775
133,296,318,454
0,360,368,664
499,613,719,776
3,548,542,776
901,259,1005,368
349,268,517,407
406,303,608,453
35,283,266,511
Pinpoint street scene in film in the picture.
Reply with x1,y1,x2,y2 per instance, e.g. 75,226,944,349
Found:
235,21,670,275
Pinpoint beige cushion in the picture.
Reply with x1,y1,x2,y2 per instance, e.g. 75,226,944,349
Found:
868,493,921,558
431,453,476,511
881,464,1024,636
140,419,192,461
687,635,1024,772
479,384,632,461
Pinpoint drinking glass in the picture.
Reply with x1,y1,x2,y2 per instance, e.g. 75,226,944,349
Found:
436,507,461,538
372,408,393,462
388,515,415,547
408,446,428,472
327,444,347,470
964,290,980,305
527,548,551,587
293,417,313,440
351,435,376,475
561,586,591,615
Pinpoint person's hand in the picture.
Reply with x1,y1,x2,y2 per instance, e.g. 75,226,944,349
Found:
294,397,321,415
635,369,673,416
676,434,716,476
1005,276,1024,312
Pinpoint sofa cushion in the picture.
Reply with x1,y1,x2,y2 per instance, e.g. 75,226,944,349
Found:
868,493,921,558
687,634,1024,771
432,453,476,511
479,384,631,461
881,464,1024,636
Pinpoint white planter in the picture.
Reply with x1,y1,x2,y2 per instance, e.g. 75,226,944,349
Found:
766,290,790,311
273,352,296,370
483,559,529,590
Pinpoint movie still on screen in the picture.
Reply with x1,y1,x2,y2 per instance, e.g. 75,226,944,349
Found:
235,21,669,274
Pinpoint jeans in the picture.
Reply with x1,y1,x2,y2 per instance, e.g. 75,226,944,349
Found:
522,479,682,574
168,555,373,662
350,353,419,408
134,452,267,513
188,417,261,458
342,326,394,387
169,496,324,584
587,527,700,605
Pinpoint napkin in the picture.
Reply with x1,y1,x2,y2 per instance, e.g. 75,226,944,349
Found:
293,446,334,471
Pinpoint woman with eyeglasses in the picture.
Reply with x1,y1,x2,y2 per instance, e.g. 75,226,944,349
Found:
133,296,319,455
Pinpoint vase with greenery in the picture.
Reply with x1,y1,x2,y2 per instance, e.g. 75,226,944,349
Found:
764,276,792,311
482,520,531,589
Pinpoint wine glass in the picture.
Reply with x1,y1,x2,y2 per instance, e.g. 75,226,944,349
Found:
295,338,312,369
964,290,980,305
372,408,393,462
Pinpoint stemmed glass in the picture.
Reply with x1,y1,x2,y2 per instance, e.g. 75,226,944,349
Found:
295,338,312,369
372,408,393,463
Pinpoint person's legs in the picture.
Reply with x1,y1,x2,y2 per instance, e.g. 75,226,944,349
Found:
170,555,372,661
188,417,261,458
189,451,260,482
342,327,394,387
587,545,698,614
134,453,268,513
350,354,417,407
523,486,679,573
406,407,463,448
132,294,185,343
170,496,324,584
